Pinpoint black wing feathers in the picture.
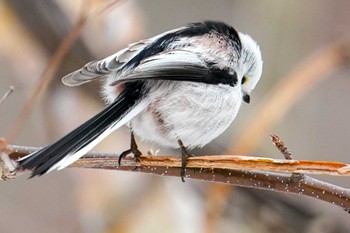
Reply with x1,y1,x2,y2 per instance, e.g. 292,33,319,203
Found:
113,65,237,87
18,82,144,177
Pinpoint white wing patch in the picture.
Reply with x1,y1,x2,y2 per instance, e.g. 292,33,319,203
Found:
137,50,205,71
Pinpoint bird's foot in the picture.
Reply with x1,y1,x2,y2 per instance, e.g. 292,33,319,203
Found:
118,132,142,166
178,139,194,182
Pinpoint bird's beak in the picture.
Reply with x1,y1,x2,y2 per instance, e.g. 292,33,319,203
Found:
243,93,250,103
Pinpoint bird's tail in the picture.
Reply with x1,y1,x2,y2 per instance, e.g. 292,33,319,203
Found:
17,82,146,177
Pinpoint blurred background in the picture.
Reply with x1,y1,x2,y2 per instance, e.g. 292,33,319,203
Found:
1,0,350,232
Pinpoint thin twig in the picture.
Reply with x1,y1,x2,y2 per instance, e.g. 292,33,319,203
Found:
270,134,293,160
270,133,304,183
0,86,14,106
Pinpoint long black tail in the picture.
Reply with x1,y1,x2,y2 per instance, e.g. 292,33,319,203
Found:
17,82,145,177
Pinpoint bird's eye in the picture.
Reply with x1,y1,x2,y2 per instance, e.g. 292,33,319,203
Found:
241,76,248,84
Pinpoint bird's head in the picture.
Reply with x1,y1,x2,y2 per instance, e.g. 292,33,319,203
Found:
237,32,263,103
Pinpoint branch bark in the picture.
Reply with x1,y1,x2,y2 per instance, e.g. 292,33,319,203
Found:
5,145,350,211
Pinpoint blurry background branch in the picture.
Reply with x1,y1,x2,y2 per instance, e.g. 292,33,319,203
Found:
0,86,14,106
5,0,122,143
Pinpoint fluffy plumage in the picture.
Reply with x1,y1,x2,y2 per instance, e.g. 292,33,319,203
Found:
17,21,263,176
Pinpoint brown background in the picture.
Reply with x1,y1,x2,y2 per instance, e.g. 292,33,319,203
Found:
1,1,350,232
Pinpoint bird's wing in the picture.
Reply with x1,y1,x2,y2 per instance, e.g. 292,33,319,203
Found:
61,26,188,87
111,49,237,87
62,39,153,86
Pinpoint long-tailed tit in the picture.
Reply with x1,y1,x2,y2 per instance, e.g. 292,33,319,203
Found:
17,21,263,181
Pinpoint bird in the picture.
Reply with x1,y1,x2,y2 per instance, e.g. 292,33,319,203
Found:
17,21,263,181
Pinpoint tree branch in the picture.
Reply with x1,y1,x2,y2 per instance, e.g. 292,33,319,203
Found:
4,145,350,211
